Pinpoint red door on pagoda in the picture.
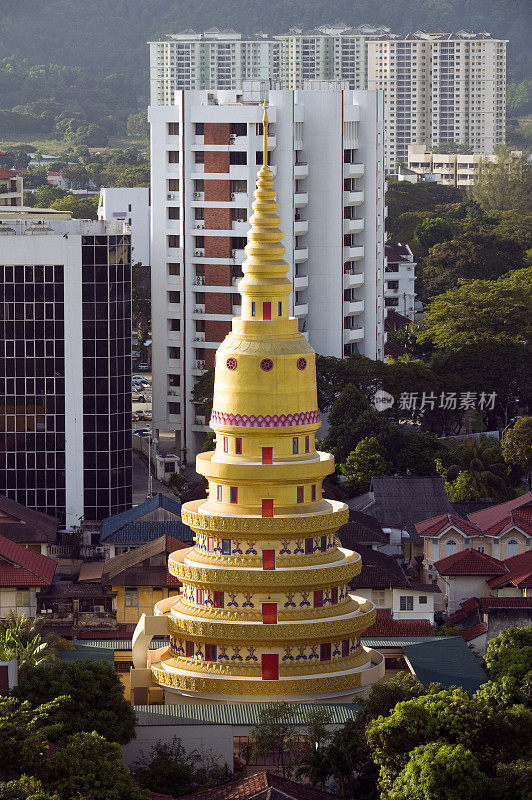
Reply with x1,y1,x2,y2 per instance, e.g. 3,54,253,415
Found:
262,447,273,465
262,549,275,570
261,654,279,680
263,302,271,321
262,603,277,624
262,498,273,517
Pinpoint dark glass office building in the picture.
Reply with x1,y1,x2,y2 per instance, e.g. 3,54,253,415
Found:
0,219,132,526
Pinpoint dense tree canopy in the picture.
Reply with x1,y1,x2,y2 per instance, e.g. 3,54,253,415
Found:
13,660,136,744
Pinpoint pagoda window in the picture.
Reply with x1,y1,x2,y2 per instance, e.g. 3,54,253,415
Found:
262,653,279,680
292,437,299,454
235,437,242,454
213,591,224,608
222,539,231,555
185,640,194,657
342,639,350,657
223,436,228,453
216,485,222,502
320,643,331,661
320,535,327,552
262,499,274,518
196,588,205,605
305,538,314,555
262,549,275,570
251,301,256,317
207,536,214,552
314,590,324,608
311,484,317,501
305,435,310,453
205,644,217,662
331,587,338,604
230,487,238,504
263,301,271,320
278,301,282,316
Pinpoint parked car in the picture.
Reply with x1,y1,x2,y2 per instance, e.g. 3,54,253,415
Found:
137,363,150,371
132,375,150,385
137,409,152,421
133,428,150,437
132,392,146,403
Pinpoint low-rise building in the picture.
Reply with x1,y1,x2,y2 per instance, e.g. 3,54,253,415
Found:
405,145,522,188
350,546,439,622
417,493,532,579
384,243,416,319
0,533,56,617
0,494,59,556
101,534,188,625
0,169,23,207
99,493,193,558
446,595,532,654
98,187,150,267
433,548,508,613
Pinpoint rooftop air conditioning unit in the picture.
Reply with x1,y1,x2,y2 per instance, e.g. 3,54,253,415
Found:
193,192,201,199
93,605,105,613
194,250,202,256
195,222,204,228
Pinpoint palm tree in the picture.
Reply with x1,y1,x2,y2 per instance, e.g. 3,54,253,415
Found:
444,435,512,500
0,613,71,670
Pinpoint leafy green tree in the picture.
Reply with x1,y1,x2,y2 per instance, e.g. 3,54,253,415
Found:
132,262,151,332
31,186,68,208
190,367,215,420
439,436,512,501
321,386,371,462
340,437,390,493
469,146,531,214
491,759,532,800
127,112,149,140
0,777,59,800
248,703,300,778
422,231,524,295
0,697,64,781
50,194,98,219
431,142,473,154
484,627,532,684
14,659,136,744
0,630,55,672
41,731,145,800
385,742,487,800
294,708,332,789
414,217,454,250
501,417,532,474
59,164,91,189
507,80,532,115
360,672,433,723
418,267,532,350
493,211,532,250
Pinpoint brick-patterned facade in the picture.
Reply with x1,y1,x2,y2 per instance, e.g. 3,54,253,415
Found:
204,151,229,174
205,293,232,315
205,207,232,231
205,320,232,342
205,237,232,259
204,123,230,146
205,180,231,202
205,265,232,286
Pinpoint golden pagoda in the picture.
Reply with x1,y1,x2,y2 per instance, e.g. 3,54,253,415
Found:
131,100,384,703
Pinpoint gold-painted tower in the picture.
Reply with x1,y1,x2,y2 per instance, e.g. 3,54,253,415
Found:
132,101,384,702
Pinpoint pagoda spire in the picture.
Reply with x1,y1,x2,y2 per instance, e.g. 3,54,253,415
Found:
238,96,291,322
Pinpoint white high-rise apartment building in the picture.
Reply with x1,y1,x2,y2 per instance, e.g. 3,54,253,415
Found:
149,83,386,457
149,24,390,104
368,30,507,167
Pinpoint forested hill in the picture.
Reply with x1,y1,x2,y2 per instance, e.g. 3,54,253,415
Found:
1,0,529,86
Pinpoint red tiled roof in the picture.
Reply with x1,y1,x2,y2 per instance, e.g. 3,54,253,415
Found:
462,623,487,642
180,772,340,800
0,533,56,586
488,549,532,589
478,596,532,611
0,168,15,179
363,609,435,637
467,493,532,531
434,548,507,576
416,513,480,538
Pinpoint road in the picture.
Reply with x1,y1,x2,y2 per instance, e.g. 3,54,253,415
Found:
132,449,176,505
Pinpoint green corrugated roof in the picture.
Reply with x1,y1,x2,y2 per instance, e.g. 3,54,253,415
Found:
79,639,169,650
402,637,487,694
58,645,115,665
134,703,360,727
361,637,449,648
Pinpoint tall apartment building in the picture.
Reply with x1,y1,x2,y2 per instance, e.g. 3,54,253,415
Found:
368,30,507,167
149,24,390,104
149,83,385,457
0,214,132,527
384,243,416,319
